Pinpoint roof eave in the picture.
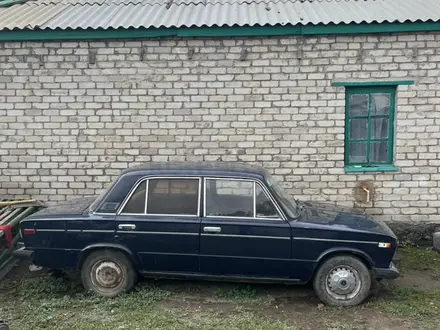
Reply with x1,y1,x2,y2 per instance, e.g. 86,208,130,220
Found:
0,21,439,41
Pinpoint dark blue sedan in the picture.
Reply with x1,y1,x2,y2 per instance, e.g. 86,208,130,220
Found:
14,162,399,306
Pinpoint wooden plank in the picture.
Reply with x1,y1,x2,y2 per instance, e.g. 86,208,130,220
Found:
0,256,18,282
0,200,37,207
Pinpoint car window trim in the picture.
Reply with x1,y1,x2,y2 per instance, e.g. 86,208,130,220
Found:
117,176,202,217
203,177,286,221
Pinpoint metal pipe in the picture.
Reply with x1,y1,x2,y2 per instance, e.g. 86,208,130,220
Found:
0,208,22,226
7,206,37,229
0,235,21,264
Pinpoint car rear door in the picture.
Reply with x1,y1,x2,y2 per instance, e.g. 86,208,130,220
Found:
199,177,292,279
115,177,201,273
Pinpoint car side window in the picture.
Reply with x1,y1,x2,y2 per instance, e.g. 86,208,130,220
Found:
121,181,147,214
205,178,280,219
255,183,279,218
146,178,199,216
205,179,254,217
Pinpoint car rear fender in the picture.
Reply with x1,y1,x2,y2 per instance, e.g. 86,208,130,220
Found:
77,243,140,270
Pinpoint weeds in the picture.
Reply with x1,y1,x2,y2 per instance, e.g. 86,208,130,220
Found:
399,246,440,280
215,284,258,302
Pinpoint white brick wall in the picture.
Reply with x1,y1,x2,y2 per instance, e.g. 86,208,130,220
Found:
1,33,440,223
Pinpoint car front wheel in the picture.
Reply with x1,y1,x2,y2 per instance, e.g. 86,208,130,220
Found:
313,255,371,307
0,322,9,330
81,249,138,298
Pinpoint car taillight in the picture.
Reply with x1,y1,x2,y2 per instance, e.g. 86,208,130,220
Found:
23,229,36,235
0,224,12,249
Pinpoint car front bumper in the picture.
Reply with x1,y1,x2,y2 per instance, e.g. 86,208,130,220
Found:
375,262,400,280
12,246,34,260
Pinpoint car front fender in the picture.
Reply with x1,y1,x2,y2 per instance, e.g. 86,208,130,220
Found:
315,247,375,272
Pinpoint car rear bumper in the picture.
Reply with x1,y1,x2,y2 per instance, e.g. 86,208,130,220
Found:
12,246,34,260
375,262,400,280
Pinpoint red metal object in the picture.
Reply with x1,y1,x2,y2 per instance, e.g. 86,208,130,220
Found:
0,224,12,248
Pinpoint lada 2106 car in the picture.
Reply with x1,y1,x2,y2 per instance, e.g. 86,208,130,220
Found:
12,162,399,306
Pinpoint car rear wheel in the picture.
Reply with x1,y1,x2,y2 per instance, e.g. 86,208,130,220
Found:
81,249,138,298
313,255,371,307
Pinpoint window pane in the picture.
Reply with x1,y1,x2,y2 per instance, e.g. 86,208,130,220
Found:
255,184,279,218
122,181,146,214
147,179,199,215
206,179,253,218
349,94,368,116
371,118,389,139
371,93,390,115
349,142,367,163
349,118,368,140
370,142,389,163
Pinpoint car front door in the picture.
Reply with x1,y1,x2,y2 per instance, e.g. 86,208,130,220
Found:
115,177,201,273
199,177,292,279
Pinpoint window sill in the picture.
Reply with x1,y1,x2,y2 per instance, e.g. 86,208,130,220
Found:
344,166,400,173
332,80,414,87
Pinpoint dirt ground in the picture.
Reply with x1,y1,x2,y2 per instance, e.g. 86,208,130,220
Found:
1,247,440,330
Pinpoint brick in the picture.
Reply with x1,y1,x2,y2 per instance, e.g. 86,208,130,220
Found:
0,36,437,220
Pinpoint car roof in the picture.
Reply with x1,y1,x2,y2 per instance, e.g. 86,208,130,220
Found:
121,162,269,180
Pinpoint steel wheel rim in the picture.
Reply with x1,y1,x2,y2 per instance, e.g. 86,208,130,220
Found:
90,259,125,290
325,265,362,301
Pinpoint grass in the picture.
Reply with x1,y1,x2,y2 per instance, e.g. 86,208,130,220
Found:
398,245,440,280
366,245,440,329
369,287,440,329
2,246,440,329
0,275,297,330
215,284,258,302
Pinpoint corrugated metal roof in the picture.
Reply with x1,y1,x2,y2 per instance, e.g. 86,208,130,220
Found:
0,0,439,31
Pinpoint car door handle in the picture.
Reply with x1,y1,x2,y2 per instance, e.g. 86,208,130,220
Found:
118,224,136,231
203,226,221,233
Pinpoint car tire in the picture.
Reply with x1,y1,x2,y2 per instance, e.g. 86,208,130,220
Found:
313,255,371,307
0,322,9,330
81,249,138,298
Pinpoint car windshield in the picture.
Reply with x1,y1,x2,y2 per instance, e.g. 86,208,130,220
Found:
266,175,299,219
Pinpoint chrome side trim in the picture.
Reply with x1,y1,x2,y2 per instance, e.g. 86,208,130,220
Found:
116,218,200,223
138,251,197,257
144,179,149,214
201,233,290,240
119,213,198,217
34,229,115,233
204,215,282,221
253,181,257,218
116,231,198,236
293,237,378,245
197,177,202,217
36,229,65,232
21,218,85,222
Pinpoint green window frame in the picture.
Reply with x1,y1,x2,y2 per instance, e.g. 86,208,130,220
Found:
344,86,396,169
